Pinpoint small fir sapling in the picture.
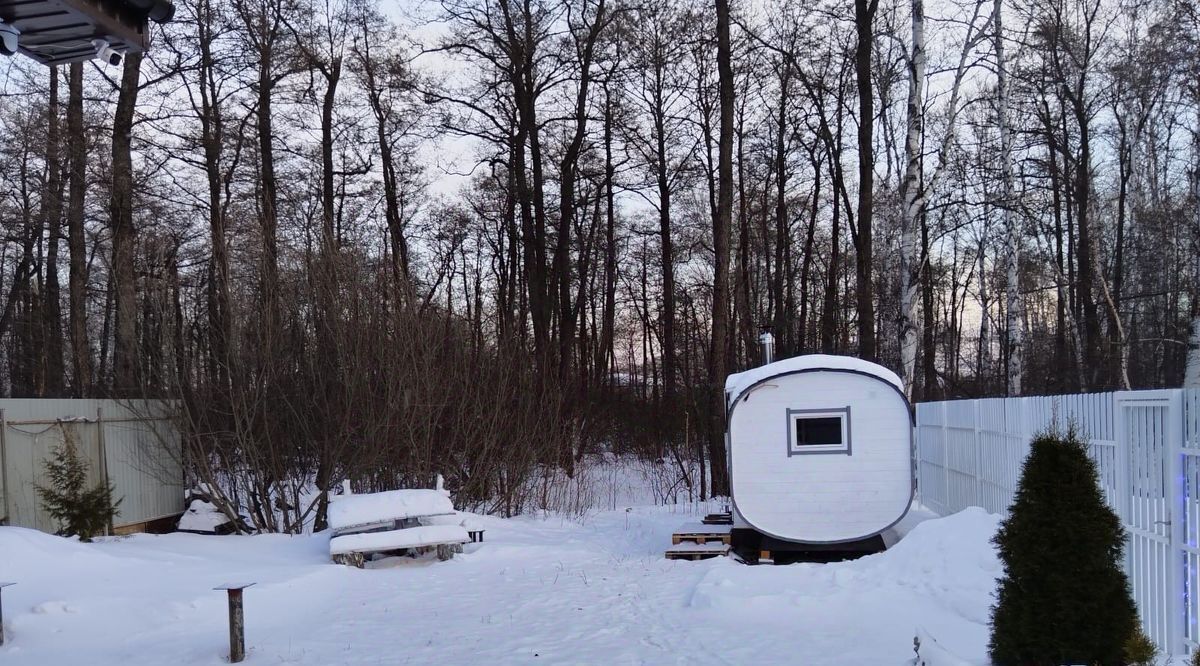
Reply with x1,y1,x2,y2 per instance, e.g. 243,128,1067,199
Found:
36,435,121,541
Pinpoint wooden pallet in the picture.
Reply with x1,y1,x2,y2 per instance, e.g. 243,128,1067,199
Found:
665,521,734,560
670,522,732,546
701,512,733,525
664,542,731,561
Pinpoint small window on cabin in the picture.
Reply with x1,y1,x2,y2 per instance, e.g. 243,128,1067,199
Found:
787,408,851,456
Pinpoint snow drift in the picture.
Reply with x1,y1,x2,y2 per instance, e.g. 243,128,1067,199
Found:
0,504,1005,665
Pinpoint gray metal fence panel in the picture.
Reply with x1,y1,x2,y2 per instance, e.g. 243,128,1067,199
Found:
0,399,183,532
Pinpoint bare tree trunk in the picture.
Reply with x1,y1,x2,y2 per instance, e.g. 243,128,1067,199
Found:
353,21,411,292
255,12,282,349
921,211,936,399
853,0,879,360
2,160,37,395
771,64,789,357
709,0,734,497
501,0,550,366
67,62,91,396
735,100,753,363
42,66,66,395
1045,108,1070,389
656,118,676,400
978,238,991,381
319,61,341,250
822,144,842,354
198,0,232,387
1188,107,1200,389
597,87,617,391
556,0,607,385
798,149,821,353
1074,105,1100,390
111,52,143,394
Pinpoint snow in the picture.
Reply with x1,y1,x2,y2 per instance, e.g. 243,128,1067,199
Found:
674,522,732,534
725,353,906,399
663,542,730,553
177,500,233,533
329,525,469,555
911,626,975,666
0,502,1006,665
326,489,455,531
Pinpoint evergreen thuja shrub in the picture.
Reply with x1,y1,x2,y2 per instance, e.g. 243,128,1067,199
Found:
989,430,1139,665
36,437,122,542
1123,628,1157,666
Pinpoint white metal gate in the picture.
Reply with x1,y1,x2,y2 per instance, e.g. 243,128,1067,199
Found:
1114,391,1183,653
916,389,1199,655
1181,390,1200,652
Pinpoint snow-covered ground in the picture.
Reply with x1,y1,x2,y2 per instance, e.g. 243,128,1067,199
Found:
0,503,1001,665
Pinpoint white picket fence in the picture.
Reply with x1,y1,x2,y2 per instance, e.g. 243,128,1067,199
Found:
915,389,1200,655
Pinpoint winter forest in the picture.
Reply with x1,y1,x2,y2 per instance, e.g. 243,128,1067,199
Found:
0,0,1197,528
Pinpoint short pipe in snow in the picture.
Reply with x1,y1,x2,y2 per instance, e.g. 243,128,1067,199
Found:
215,583,254,663
0,582,14,645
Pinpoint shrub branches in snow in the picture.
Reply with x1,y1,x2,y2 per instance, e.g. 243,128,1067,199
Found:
988,430,1137,664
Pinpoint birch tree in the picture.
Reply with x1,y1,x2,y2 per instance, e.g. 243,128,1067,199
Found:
897,0,988,397
994,0,1022,396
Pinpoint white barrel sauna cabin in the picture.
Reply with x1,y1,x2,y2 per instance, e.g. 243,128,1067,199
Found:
724,338,914,559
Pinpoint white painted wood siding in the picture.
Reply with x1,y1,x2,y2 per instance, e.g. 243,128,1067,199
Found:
728,369,913,543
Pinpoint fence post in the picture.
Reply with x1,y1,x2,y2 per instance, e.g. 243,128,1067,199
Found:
1011,397,1023,515
973,401,982,510
941,402,949,515
96,407,112,536
1114,394,1131,530
1167,391,1186,655
0,409,8,524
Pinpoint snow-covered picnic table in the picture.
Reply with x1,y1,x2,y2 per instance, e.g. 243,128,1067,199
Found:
330,525,470,556
328,489,456,533
327,489,469,567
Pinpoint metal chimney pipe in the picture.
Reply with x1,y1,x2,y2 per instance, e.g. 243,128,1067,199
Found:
759,327,775,366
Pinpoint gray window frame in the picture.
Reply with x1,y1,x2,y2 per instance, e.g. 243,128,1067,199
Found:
786,406,852,456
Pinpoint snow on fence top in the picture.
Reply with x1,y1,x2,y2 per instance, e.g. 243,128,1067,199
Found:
724,354,904,399
327,490,454,531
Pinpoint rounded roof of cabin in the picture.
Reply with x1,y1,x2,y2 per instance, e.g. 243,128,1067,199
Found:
724,354,904,399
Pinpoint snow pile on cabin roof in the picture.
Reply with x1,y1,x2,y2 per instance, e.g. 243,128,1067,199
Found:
725,354,904,398
327,489,455,531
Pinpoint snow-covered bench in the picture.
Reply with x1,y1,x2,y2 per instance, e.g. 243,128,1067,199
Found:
327,488,470,567
330,525,471,567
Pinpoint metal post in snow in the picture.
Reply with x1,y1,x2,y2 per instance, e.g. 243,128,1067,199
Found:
215,583,254,662
0,582,14,645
